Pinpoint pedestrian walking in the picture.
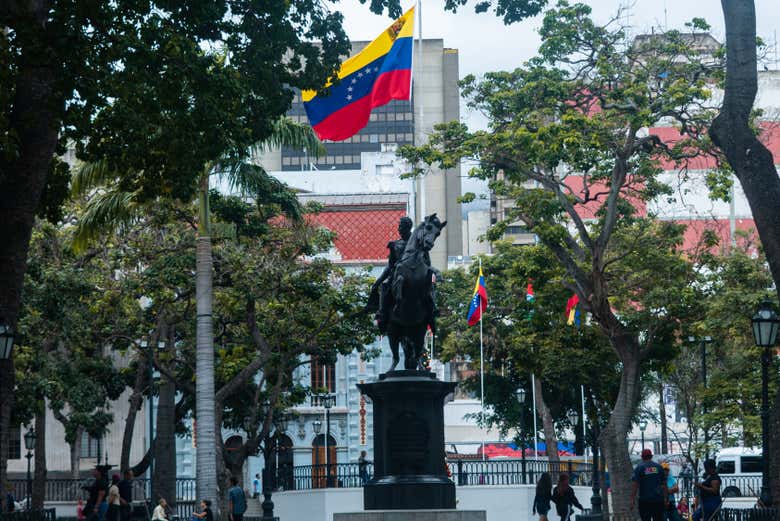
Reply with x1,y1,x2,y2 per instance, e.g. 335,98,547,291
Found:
85,467,109,521
631,448,667,521
662,463,683,521
252,474,260,498
692,460,721,521
106,475,121,521
117,471,133,521
552,473,583,521
227,477,247,521
358,451,372,485
151,499,168,521
532,472,553,521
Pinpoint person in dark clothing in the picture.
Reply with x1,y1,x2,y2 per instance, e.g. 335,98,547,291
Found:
84,468,109,521
358,451,372,485
117,471,133,521
631,448,668,521
553,473,583,521
692,460,721,521
5,484,16,513
192,500,213,521
533,472,553,521
227,477,246,521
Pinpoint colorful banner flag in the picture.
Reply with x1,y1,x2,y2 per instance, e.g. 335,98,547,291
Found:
302,7,415,141
565,293,581,326
467,267,488,326
526,281,535,302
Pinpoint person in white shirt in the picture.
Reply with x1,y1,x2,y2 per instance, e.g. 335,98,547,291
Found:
151,499,168,521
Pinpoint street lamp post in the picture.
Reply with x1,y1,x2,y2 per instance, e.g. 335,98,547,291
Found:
751,300,779,508
321,394,336,488
639,420,647,450
568,410,580,476
312,418,323,488
688,336,713,459
23,428,36,510
515,388,527,484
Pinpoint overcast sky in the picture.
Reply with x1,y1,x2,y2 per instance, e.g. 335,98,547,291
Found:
328,0,780,130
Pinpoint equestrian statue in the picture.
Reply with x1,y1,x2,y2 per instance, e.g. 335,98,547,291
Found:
367,214,446,371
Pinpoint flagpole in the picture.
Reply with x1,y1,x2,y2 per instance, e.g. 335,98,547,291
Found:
415,0,426,219
532,373,539,462
478,257,485,461
581,384,588,464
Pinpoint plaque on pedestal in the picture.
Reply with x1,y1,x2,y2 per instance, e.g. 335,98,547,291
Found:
358,370,456,510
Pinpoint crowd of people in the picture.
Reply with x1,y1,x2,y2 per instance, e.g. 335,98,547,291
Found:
76,469,247,521
532,448,722,521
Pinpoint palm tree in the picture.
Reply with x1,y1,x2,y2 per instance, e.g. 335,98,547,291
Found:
71,116,321,510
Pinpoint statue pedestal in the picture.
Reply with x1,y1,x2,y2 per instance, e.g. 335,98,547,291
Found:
357,371,457,510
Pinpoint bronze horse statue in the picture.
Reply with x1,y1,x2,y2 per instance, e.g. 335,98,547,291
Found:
386,214,446,371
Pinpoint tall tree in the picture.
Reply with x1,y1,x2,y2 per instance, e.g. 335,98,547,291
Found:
0,0,399,494
400,3,715,511
710,0,780,502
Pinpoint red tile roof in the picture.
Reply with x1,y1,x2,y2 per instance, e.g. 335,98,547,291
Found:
307,209,407,262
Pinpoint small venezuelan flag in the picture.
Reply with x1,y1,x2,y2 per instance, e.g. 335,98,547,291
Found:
467,267,488,326
565,293,581,326
302,6,415,141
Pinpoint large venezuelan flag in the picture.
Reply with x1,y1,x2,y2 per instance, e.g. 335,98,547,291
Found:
302,7,415,141
467,267,488,327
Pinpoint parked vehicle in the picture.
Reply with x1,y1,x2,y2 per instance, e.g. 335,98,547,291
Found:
716,447,763,498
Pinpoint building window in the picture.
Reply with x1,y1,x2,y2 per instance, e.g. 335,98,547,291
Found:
311,358,335,393
282,157,291,166
81,431,101,459
7,426,20,460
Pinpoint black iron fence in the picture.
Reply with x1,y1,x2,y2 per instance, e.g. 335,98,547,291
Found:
8,478,197,503
281,458,593,490
449,458,594,487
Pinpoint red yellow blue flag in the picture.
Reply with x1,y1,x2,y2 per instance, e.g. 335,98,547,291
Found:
302,7,415,141
467,267,488,326
565,293,581,326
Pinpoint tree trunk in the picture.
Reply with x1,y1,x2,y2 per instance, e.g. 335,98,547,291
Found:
153,332,176,506
32,409,47,510
600,350,642,516
710,1,780,504
71,427,84,479
121,350,149,473
658,379,668,455
195,173,218,513
0,49,62,507
533,375,561,466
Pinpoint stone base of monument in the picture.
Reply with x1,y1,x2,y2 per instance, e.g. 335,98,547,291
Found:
363,475,455,510
334,510,486,521
357,370,457,510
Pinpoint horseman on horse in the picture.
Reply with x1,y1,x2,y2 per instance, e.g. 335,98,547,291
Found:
368,214,446,371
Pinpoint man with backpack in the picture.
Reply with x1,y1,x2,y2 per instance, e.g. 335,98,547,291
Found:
631,448,668,521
